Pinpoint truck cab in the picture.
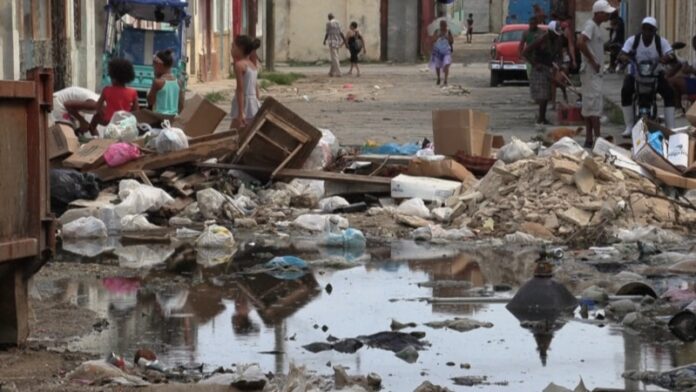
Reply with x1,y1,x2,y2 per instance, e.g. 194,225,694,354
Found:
102,0,190,106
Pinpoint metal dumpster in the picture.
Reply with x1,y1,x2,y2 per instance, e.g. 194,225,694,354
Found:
0,68,55,346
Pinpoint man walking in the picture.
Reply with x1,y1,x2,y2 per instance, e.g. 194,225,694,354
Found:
577,0,615,148
324,13,346,77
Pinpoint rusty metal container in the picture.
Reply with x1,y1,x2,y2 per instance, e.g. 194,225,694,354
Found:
0,68,55,345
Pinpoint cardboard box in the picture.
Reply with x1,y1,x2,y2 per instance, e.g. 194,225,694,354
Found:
632,119,683,175
406,158,476,184
63,139,116,170
432,109,490,157
391,174,462,201
133,94,227,137
48,124,80,160
687,101,696,127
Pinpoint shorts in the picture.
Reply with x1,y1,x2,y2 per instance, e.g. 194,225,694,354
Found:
686,77,696,95
581,70,603,117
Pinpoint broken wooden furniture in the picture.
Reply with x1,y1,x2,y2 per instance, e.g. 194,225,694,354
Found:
0,68,56,345
232,97,322,178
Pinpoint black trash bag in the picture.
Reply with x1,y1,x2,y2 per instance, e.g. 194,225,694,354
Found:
50,169,100,214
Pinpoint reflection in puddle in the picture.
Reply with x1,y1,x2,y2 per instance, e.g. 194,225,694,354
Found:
53,242,696,390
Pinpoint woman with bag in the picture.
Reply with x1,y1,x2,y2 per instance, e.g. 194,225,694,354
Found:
346,22,366,77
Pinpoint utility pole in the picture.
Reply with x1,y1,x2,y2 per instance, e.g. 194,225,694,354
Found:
265,0,275,71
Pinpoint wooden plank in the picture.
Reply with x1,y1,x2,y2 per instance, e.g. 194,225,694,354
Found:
271,143,303,178
352,154,415,165
0,267,29,345
0,239,38,263
197,162,392,185
92,137,237,181
0,82,36,99
257,130,292,154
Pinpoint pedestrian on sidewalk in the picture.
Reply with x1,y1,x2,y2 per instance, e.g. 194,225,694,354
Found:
346,22,366,77
89,58,139,137
577,0,614,148
324,13,346,77
230,35,262,129
466,14,474,44
524,20,563,126
52,87,100,133
430,20,454,86
520,17,543,80
148,49,184,116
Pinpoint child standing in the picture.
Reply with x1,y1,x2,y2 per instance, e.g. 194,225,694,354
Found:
90,58,139,136
346,22,366,77
148,49,184,116
231,35,261,129
466,14,474,43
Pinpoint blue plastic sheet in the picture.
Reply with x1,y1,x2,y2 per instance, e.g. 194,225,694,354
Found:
361,142,421,156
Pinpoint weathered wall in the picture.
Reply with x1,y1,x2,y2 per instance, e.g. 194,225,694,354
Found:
456,0,491,33
387,0,419,62
274,0,381,62
490,0,505,32
0,1,21,80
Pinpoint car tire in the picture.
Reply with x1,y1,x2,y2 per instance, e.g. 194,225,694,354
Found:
490,71,501,87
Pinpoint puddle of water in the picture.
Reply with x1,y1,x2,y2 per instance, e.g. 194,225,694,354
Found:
51,242,696,391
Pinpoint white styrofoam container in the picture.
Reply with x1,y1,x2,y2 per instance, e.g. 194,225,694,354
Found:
391,174,462,201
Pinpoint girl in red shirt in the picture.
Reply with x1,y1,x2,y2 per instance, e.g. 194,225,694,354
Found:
89,58,139,136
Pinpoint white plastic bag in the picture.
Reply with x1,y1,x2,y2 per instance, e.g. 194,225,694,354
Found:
288,179,325,200
115,180,174,218
431,207,453,222
197,188,228,220
120,214,162,231
62,216,108,238
396,198,430,219
196,224,236,249
318,196,350,213
303,129,339,170
293,214,349,232
104,111,138,142
616,226,684,244
539,137,587,158
148,120,189,154
497,137,535,163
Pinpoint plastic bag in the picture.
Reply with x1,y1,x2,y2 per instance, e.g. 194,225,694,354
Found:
362,142,421,156
104,143,141,167
431,207,453,222
288,179,325,200
303,129,339,170
264,256,309,280
293,214,349,232
197,188,228,220
318,196,350,213
539,137,587,158
62,216,108,239
104,111,138,141
114,180,174,218
50,169,100,213
497,137,535,164
319,228,367,249
396,198,430,219
616,226,684,244
196,224,236,249
120,214,162,232
148,120,189,154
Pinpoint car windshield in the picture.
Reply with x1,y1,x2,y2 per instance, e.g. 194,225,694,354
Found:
499,30,525,42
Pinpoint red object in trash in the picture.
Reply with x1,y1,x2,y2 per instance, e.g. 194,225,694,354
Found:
556,105,584,126
453,152,497,177
104,142,141,167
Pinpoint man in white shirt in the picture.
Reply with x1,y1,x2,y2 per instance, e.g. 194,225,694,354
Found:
618,17,676,136
52,86,100,133
323,13,346,77
577,0,615,148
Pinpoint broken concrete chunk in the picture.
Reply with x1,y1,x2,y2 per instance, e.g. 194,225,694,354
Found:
431,207,453,222
396,214,431,228
551,158,580,175
573,166,595,194
520,222,556,240
558,207,592,227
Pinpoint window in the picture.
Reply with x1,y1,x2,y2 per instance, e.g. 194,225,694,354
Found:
500,30,525,43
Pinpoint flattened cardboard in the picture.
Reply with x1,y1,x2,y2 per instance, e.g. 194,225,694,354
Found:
406,158,476,184
63,139,116,170
48,124,80,159
640,164,696,189
432,109,489,157
133,94,227,137
687,101,696,127
632,119,682,175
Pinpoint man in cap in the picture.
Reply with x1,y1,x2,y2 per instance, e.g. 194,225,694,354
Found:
524,20,564,126
618,17,676,136
577,0,615,148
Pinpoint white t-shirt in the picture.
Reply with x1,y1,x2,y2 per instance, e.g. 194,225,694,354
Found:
52,86,100,122
581,19,605,73
621,34,673,75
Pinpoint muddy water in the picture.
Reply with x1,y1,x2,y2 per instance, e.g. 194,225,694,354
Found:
53,241,695,391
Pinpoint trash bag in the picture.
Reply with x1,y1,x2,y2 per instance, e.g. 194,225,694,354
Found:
148,120,189,154
318,196,350,213
293,214,349,232
396,198,430,219
362,142,421,156
50,169,100,213
62,216,108,239
289,179,325,200
114,180,174,218
303,129,339,170
319,228,367,249
616,226,684,244
120,214,162,232
539,137,587,158
104,111,138,142
196,224,236,249
104,143,141,167
197,188,228,220
497,137,535,164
